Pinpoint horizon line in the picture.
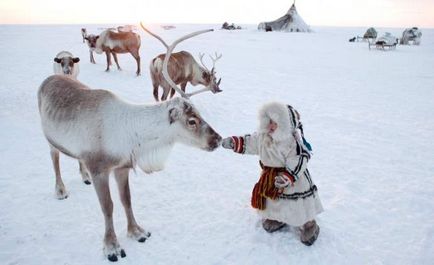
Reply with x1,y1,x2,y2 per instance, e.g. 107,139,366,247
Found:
0,22,432,30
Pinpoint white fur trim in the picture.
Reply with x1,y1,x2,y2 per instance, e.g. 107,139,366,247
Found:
258,102,293,142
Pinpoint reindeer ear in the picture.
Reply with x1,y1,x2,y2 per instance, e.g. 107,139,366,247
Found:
96,36,100,39
54,58,61,63
183,101,193,113
73,57,80,63
294,109,301,121
169,107,181,124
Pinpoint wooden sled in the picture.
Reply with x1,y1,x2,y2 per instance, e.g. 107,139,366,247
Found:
369,40,397,50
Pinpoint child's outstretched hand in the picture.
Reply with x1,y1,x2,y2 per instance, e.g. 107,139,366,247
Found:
274,174,293,191
221,137,234,149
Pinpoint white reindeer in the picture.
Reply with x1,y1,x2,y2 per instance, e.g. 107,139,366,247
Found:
38,27,221,262
53,51,80,79
52,51,91,185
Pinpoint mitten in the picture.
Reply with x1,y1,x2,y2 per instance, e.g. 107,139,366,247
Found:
274,173,294,189
221,137,234,149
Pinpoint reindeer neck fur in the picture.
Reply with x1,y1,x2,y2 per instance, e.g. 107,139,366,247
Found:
102,98,183,174
190,63,208,86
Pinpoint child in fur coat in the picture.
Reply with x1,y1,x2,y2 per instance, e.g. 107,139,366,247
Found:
222,102,323,246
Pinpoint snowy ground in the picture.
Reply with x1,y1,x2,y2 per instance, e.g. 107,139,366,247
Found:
0,24,433,265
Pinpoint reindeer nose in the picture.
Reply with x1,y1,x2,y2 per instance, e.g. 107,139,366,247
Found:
207,134,222,151
215,134,222,145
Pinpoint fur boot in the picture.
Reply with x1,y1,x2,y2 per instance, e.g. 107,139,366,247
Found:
300,220,320,246
262,219,286,233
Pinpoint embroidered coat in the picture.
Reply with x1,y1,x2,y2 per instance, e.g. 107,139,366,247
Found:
231,102,323,226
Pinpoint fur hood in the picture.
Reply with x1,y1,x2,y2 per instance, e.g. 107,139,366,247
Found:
258,102,299,142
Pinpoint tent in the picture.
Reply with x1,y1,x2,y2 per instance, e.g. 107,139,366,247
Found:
400,27,422,45
363,27,378,40
258,3,311,32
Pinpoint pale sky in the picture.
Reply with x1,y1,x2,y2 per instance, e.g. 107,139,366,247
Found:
1,0,433,28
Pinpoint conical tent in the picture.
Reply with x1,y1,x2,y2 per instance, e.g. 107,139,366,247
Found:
363,27,377,39
258,3,311,32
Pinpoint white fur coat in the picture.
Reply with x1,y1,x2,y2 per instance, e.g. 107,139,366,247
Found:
231,102,323,226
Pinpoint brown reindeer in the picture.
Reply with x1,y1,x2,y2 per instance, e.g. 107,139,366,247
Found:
149,51,222,101
85,29,141,75
143,25,222,101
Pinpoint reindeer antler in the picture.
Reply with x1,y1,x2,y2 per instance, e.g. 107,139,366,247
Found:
199,52,222,72
141,22,213,99
209,52,222,71
198,53,210,72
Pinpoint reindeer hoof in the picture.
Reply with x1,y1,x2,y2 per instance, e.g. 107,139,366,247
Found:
56,187,68,200
138,232,150,242
57,194,68,200
107,254,118,262
84,180,91,185
128,225,151,242
107,249,126,262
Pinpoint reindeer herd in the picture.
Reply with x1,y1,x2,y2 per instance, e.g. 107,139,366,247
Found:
42,25,224,261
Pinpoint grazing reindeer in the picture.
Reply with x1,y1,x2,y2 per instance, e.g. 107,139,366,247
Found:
149,50,222,101
81,28,87,43
53,51,81,79
143,23,222,101
38,27,221,262
85,29,141,75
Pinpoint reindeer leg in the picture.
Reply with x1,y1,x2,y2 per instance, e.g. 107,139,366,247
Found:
161,86,170,101
105,51,111,72
114,168,151,243
90,51,96,64
169,82,185,99
169,88,176,99
153,84,160,102
79,161,91,185
50,146,68,199
91,168,126,262
111,52,121,71
130,50,141,76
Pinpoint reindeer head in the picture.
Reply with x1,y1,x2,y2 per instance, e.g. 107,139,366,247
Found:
84,34,99,50
54,56,80,75
199,53,222,93
168,98,221,151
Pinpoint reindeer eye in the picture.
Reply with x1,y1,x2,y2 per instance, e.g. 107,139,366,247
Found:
187,118,199,127
188,119,196,126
